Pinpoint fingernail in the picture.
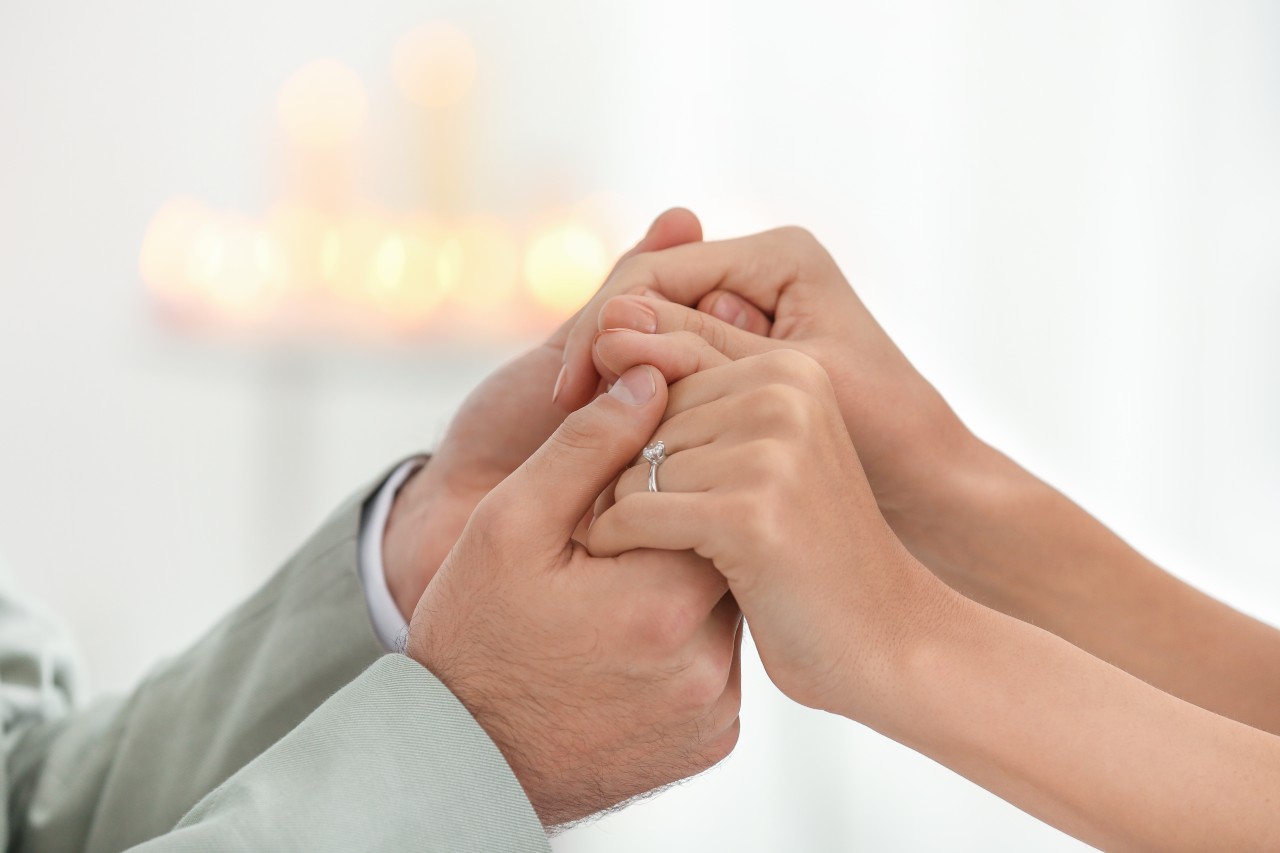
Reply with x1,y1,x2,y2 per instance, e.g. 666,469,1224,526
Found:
552,364,569,404
593,328,631,355
609,297,657,333
608,366,656,406
711,293,748,329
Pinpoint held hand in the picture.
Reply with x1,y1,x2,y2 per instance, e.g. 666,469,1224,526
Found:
382,209,708,621
407,365,743,827
560,225,977,536
587,331,944,718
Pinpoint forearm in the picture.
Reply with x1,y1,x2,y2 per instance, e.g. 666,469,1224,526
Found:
892,439,1280,734
859,586,1280,852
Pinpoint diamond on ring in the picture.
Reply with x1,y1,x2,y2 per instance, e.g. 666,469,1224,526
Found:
643,440,667,493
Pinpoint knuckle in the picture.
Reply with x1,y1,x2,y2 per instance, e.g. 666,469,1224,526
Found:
739,437,787,478
671,330,712,362
638,593,704,653
618,256,661,297
727,453,791,542
749,384,814,438
770,225,823,257
551,413,603,455
622,593,676,651
689,310,729,353
671,653,725,715
469,496,520,550
762,347,825,386
774,224,816,245
701,719,741,767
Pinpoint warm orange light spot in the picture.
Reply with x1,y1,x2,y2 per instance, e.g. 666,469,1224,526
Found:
444,216,520,310
367,233,408,299
277,59,368,150
252,228,290,296
366,221,456,327
198,216,277,321
322,212,392,300
140,197,211,297
524,222,610,315
264,202,333,293
392,23,478,110
186,219,228,292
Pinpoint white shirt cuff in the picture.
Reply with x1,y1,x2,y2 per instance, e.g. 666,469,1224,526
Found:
358,459,426,652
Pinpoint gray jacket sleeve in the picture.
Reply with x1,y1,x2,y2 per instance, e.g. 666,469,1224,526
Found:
1,469,548,853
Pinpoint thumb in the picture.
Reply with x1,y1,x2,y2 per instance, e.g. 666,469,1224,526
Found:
499,365,667,550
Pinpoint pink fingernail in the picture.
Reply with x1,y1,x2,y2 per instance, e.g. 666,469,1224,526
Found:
711,293,747,328
608,366,656,406
607,297,657,333
552,364,569,404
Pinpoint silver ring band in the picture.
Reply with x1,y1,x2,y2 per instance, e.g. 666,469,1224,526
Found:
642,440,667,493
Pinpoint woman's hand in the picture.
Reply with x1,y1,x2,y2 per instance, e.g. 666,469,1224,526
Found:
570,218,1280,738
585,329,946,717
585,328,1280,853
558,224,978,540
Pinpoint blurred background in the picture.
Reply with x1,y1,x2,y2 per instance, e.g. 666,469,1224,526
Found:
2,1,1279,849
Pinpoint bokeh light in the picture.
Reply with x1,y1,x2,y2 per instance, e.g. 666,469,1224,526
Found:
264,202,333,294
443,215,520,311
366,221,456,328
277,59,368,150
140,197,211,299
145,43,627,337
524,222,610,315
392,23,478,110
200,215,279,320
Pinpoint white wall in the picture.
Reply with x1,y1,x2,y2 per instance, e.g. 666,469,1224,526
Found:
1,2,1277,850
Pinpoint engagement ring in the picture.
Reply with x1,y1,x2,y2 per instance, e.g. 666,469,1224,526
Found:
642,441,667,493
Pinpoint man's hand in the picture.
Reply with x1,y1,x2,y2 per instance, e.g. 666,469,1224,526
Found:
406,365,743,827
557,225,976,543
381,209,709,621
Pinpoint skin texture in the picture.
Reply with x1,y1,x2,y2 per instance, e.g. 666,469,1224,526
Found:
564,220,1280,736
587,340,932,712
382,208,728,622
558,225,965,519
592,328,1280,852
406,365,743,828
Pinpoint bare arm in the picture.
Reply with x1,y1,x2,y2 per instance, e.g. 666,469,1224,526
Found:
589,328,1280,851
863,584,1280,852
562,223,1280,735
893,440,1280,735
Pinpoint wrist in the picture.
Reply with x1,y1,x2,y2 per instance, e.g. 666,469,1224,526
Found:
383,463,472,622
844,566,981,735
881,432,1032,583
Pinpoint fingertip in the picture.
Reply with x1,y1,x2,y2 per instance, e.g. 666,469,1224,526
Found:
606,364,659,407
623,208,704,260
599,294,658,333
639,287,670,302
591,330,623,385
648,207,703,246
